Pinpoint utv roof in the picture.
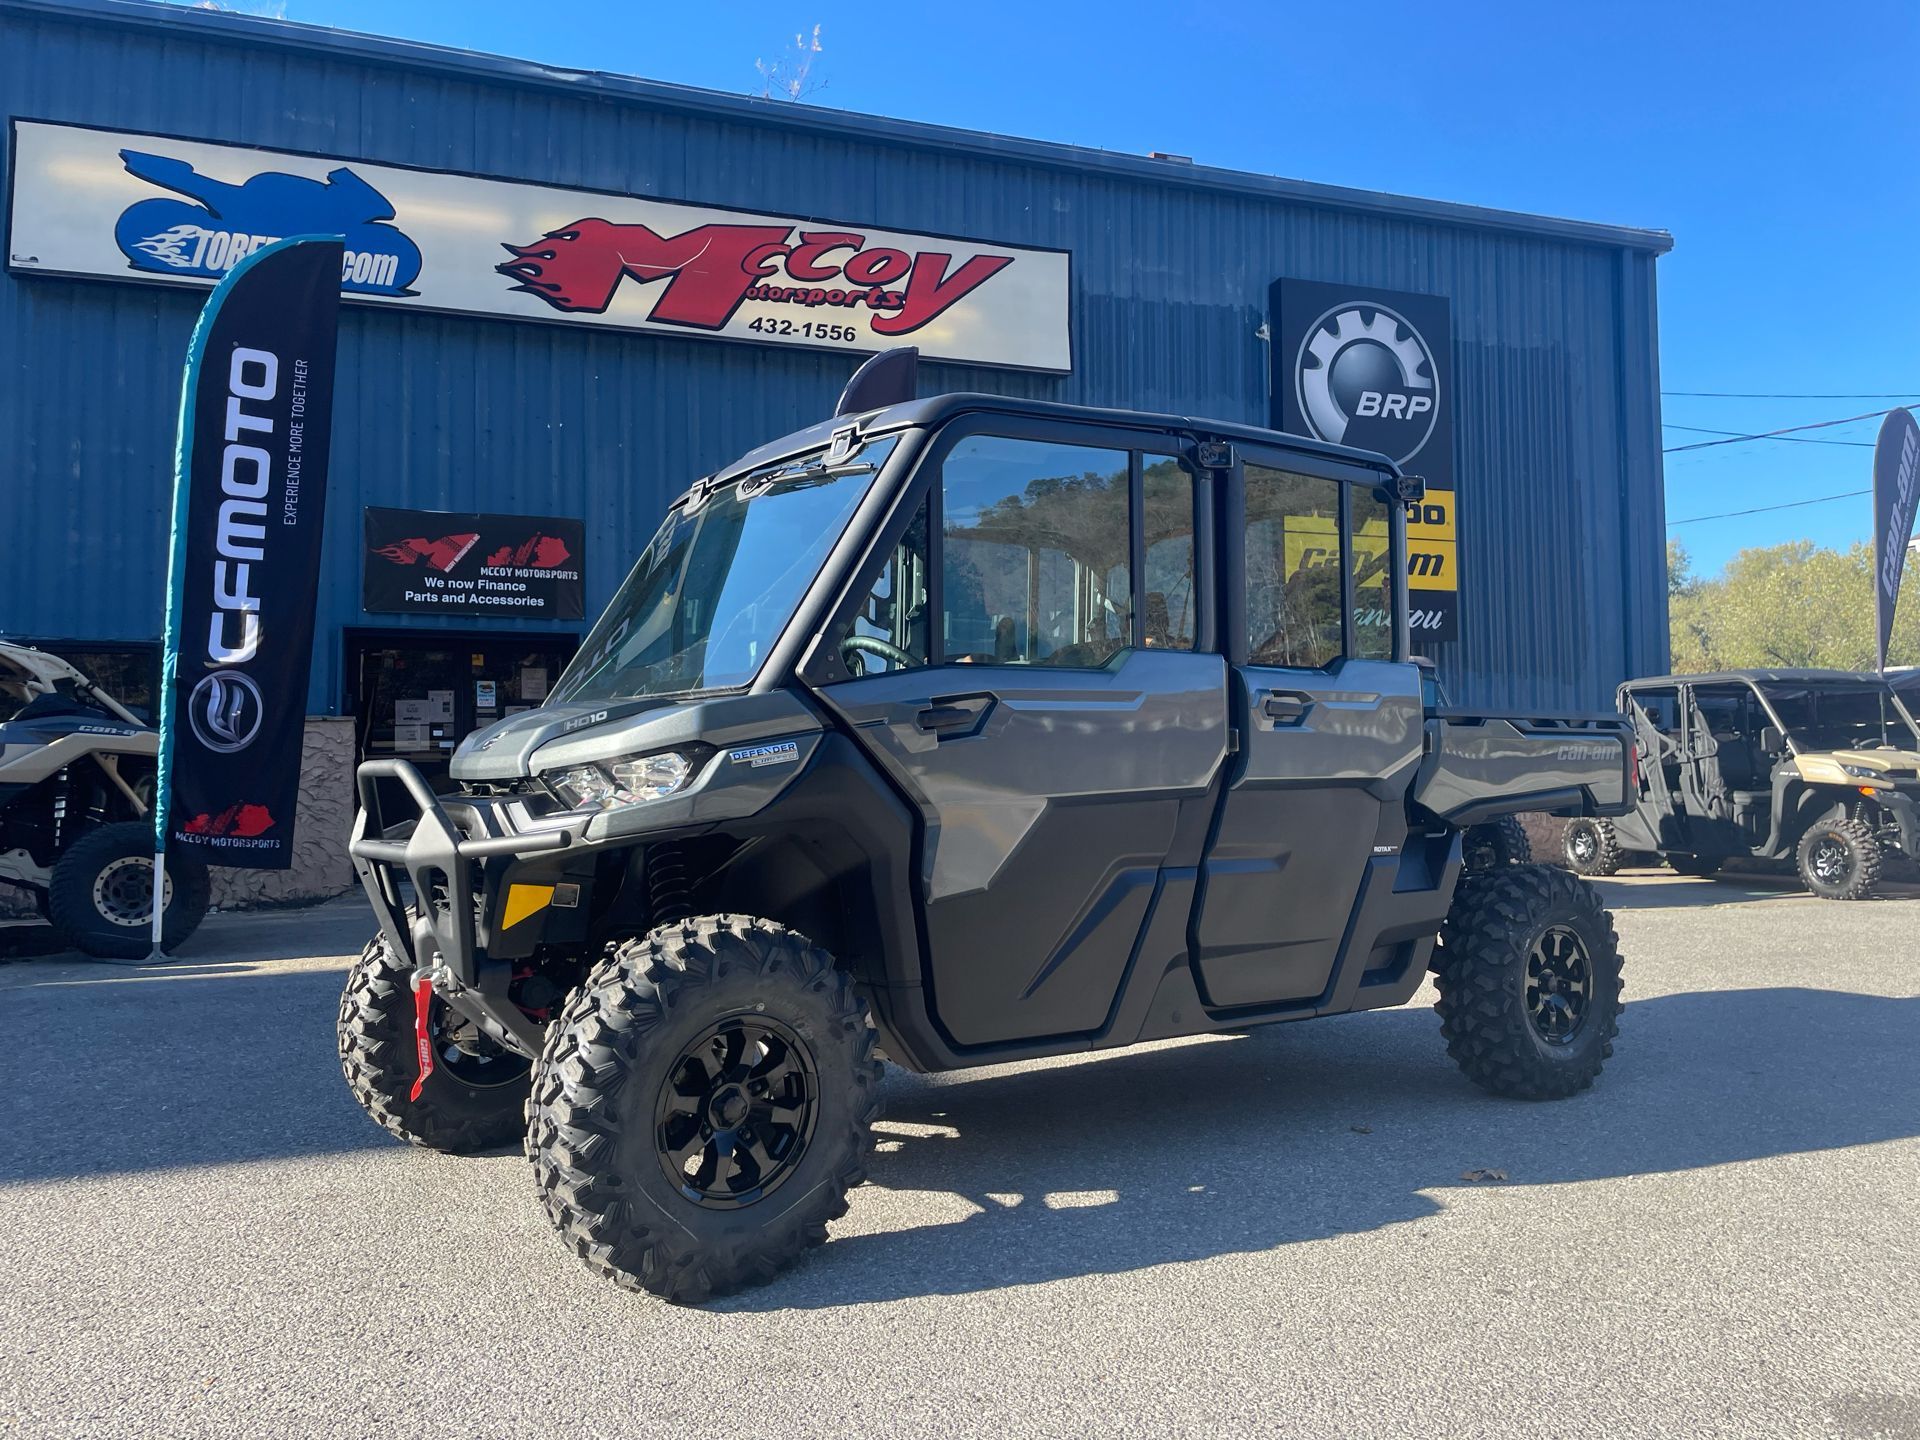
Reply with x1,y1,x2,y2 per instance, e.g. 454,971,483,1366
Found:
1623,669,1895,689
721,392,1406,483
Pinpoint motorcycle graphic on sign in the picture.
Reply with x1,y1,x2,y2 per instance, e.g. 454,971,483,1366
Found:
112,149,423,296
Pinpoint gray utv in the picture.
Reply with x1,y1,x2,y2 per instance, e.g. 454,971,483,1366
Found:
340,353,1634,1303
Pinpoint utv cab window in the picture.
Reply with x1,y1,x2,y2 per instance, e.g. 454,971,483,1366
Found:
1349,487,1394,661
1245,465,1344,668
838,496,931,676
940,436,1132,668
1759,683,1919,752
554,436,896,703
1142,457,1196,651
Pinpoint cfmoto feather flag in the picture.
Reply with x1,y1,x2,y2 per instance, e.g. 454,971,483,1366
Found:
155,236,342,894
1873,407,1920,673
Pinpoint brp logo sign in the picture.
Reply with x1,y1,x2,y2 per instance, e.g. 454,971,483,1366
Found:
1295,304,1439,464
188,671,265,754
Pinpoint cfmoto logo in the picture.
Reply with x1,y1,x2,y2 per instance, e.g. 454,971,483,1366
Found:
188,670,264,754
1295,303,1439,464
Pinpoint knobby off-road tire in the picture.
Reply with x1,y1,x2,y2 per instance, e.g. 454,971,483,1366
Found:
47,822,209,959
1561,817,1621,877
1434,865,1624,1101
1796,817,1881,901
527,915,880,1304
1463,815,1533,872
1665,852,1723,878
337,933,531,1153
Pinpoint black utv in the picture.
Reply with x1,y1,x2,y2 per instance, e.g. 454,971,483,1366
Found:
1563,669,1920,899
341,356,1634,1302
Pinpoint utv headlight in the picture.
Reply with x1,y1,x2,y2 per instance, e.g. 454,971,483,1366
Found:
546,749,695,810
1842,764,1886,782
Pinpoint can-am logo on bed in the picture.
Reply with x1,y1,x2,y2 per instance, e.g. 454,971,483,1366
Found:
8,121,1072,372
112,150,422,295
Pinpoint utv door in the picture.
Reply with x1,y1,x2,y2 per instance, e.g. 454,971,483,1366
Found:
1677,684,1755,855
1187,453,1423,1009
1612,684,1688,853
805,423,1228,1047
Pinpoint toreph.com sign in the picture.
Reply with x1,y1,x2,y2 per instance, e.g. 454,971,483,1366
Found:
7,120,1073,372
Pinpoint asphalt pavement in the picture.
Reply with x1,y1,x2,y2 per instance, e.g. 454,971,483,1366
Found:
2,870,1916,1439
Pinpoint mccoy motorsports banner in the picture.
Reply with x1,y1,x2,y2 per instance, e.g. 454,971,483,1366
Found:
6,120,1073,372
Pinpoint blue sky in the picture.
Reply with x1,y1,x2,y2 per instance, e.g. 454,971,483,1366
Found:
205,0,1920,575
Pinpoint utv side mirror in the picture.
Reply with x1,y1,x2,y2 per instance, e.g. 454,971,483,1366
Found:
1759,726,1784,753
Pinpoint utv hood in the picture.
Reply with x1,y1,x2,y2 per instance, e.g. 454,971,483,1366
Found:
1806,748,1920,779
450,691,821,782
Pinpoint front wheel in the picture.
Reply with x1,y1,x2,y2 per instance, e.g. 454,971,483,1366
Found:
1434,865,1624,1101
337,933,531,1153
1796,818,1881,900
526,915,881,1303
46,822,209,959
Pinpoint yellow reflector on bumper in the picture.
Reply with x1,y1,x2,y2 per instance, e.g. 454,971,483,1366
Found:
502,883,556,928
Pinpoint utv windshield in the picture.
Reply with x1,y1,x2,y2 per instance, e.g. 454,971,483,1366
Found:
551,437,896,704
1757,682,1920,752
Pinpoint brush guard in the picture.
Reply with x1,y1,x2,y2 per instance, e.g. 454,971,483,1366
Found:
349,758,571,1061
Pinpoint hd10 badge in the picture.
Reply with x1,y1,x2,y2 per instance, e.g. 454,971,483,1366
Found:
1270,278,1458,643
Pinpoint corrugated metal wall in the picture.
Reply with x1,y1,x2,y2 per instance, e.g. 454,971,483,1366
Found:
0,0,1668,713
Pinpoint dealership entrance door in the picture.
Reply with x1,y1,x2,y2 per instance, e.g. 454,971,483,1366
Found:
345,629,579,795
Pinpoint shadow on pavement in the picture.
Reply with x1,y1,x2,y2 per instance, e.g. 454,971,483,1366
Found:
1590,872,1920,910
5,934,1915,1313
723,985,1920,1311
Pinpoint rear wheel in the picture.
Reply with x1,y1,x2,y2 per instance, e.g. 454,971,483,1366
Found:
1561,818,1621,876
46,822,209,959
1665,852,1723,878
1796,818,1881,900
527,915,881,1303
1434,865,1623,1101
1463,815,1533,872
337,933,531,1153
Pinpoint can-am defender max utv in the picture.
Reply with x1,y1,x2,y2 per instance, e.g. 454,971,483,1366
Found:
0,641,210,956
1564,669,1920,899
341,355,1634,1302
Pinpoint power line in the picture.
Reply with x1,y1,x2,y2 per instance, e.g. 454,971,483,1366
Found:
1662,409,1891,454
1663,390,1920,400
1662,422,1872,448
1666,489,1870,528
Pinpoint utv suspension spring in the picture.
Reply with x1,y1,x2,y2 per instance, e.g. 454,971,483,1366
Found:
646,843,692,928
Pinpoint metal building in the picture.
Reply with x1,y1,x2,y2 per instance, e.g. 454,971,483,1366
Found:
0,0,1670,831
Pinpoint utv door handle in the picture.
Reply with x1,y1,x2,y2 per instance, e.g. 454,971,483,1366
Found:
915,696,993,736
1262,691,1312,723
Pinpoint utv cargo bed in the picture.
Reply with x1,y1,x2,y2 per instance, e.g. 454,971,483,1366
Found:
1413,710,1633,825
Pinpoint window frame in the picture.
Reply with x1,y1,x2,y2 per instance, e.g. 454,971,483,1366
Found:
1229,443,1408,671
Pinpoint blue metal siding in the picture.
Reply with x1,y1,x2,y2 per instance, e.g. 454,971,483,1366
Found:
0,0,1668,714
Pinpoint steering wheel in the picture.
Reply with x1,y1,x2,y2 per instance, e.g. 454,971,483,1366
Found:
842,634,916,673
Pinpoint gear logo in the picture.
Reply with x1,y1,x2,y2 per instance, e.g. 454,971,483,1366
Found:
1295,303,1440,464
188,671,265,754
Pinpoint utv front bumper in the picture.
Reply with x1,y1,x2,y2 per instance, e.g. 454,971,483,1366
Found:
349,759,581,1061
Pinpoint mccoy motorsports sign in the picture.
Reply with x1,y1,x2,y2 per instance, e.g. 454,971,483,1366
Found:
6,120,1073,372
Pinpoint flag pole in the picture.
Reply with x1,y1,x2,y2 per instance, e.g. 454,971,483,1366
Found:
149,258,242,961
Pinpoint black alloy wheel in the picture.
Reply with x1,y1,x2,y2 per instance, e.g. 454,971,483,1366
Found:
1568,826,1598,867
656,1015,819,1209
1525,925,1592,1045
